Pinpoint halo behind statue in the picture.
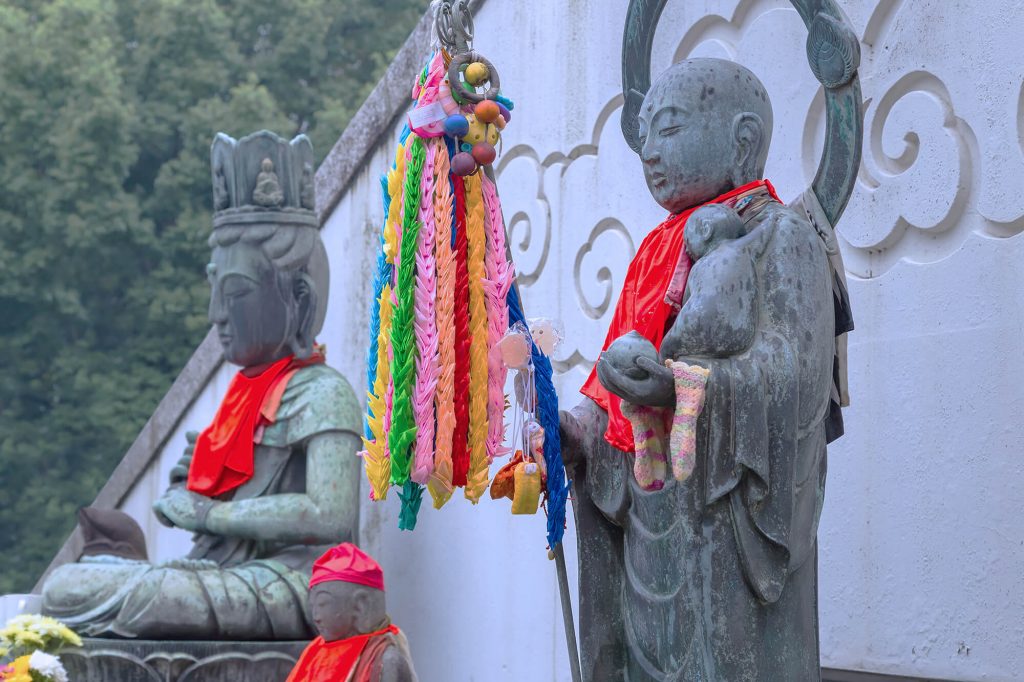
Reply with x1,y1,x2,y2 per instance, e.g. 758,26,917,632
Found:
620,0,863,227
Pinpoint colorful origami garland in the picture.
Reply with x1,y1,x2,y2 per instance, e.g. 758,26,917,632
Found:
359,49,569,545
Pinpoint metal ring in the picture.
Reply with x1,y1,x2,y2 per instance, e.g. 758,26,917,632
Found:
454,0,474,45
436,0,474,54
447,50,501,105
436,2,457,52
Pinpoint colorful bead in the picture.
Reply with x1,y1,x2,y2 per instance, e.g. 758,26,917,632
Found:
451,152,478,176
485,124,500,146
471,142,496,166
444,114,470,137
464,115,487,145
465,61,489,86
497,102,511,123
475,100,500,124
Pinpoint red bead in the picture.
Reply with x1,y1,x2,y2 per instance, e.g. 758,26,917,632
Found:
471,142,497,166
451,151,478,176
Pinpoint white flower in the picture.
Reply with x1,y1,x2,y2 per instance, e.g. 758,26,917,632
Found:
28,650,68,682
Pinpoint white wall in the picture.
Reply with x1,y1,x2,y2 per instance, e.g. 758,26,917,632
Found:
117,1,1024,680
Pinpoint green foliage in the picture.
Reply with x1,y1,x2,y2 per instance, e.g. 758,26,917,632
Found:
0,0,425,594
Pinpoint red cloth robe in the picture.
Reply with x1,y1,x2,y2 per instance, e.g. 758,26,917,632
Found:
188,352,324,497
286,625,401,682
580,180,779,452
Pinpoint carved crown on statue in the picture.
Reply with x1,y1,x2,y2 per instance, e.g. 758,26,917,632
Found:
211,130,317,228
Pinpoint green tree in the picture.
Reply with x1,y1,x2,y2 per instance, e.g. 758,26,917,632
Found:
0,0,424,594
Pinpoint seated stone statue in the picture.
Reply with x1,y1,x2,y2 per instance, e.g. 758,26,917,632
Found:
286,544,417,682
562,58,850,681
252,157,285,207
42,131,362,640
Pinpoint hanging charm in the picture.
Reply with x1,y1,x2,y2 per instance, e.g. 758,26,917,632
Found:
359,0,531,529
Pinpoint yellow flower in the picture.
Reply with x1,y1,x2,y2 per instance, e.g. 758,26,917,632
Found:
57,626,81,647
13,631,42,647
1,655,32,682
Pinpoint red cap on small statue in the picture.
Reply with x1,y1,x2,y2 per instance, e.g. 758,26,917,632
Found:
309,543,385,591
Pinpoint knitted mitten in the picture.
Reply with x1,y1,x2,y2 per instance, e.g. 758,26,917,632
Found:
621,401,670,491
668,360,711,482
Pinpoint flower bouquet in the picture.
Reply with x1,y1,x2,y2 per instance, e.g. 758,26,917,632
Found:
0,651,68,682
0,615,80,682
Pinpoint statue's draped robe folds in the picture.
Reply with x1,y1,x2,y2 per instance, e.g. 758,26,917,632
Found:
578,202,835,681
44,364,360,639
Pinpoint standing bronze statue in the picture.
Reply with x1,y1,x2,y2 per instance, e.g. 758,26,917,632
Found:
562,2,861,680
42,131,363,640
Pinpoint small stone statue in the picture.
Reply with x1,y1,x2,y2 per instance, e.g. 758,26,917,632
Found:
252,157,285,207
562,57,853,681
659,204,769,361
286,544,417,682
42,131,362,640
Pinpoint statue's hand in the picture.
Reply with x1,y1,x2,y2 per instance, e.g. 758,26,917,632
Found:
153,487,214,532
559,399,610,469
559,409,585,467
597,353,674,407
168,431,198,487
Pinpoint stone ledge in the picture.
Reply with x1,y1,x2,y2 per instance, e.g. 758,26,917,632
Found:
822,667,960,682
62,638,308,682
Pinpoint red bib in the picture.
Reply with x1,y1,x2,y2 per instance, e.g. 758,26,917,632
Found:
286,625,400,682
188,353,324,497
580,180,779,452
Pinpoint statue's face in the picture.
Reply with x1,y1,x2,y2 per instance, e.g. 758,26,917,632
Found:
638,80,736,214
207,241,292,367
684,205,745,260
310,582,384,642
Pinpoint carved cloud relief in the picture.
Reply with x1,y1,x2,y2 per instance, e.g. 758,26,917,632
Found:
493,0,1024,377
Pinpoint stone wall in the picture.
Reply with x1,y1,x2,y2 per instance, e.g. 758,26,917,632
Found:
41,1,1024,680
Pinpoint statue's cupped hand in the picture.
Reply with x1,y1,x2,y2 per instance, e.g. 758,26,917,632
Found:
597,347,674,408
153,487,213,532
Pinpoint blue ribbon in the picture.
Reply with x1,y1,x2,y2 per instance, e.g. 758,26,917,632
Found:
506,285,569,548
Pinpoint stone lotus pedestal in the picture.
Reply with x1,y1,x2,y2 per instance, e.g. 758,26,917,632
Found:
62,638,308,681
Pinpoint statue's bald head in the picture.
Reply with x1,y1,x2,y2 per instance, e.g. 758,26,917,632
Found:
638,58,773,214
